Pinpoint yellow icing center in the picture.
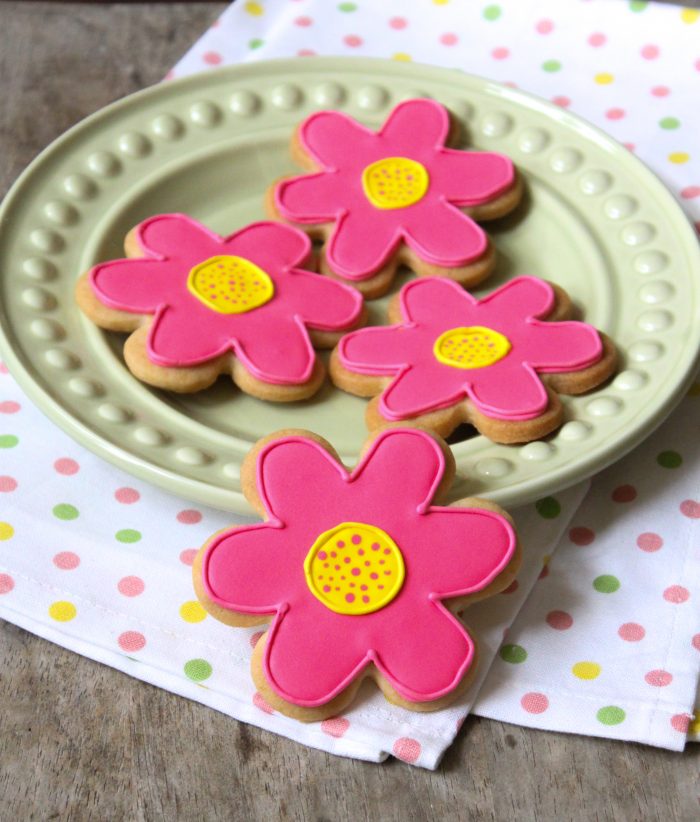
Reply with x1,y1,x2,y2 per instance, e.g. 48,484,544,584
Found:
187,255,274,314
361,157,430,210
304,522,405,616
434,326,512,369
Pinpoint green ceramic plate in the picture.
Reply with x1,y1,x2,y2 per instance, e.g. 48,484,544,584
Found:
1,58,699,514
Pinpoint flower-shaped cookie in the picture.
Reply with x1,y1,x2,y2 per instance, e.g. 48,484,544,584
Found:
331,277,617,443
76,214,364,398
194,427,519,721
269,98,521,298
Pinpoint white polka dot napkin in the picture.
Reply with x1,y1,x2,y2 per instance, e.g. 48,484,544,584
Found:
2,0,699,768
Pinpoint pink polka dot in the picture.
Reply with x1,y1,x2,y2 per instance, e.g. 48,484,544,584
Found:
663,585,690,604
389,16,407,30
651,85,670,97
546,610,573,630
0,363,8,374
671,713,691,733
177,509,202,524
645,669,672,687
115,487,140,504
54,458,79,475
440,32,458,46
503,81,518,89
606,108,625,120
492,47,510,60
552,96,571,108
521,692,549,714
0,401,20,414
0,573,15,594
623,143,636,152
637,532,663,552
179,548,197,566
295,15,312,27
321,716,350,738
163,70,175,81
569,526,595,546
681,187,700,199
588,32,606,47
695,58,700,72
0,476,17,492
640,44,659,60
297,49,316,57
618,622,645,642
202,51,223,65
343,35,363,48
253,692,274,714
118,576,145,597
501,579,519,594
612,484,637,503
392,737,421,763
536,20,554,35
691,633,700,651
53,551,80,570
118,631,146,652
249,631,264,648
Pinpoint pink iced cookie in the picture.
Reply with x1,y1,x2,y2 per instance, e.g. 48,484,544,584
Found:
193,427,520,721
331,276,617,443
268,98,522,298
75,214,365,399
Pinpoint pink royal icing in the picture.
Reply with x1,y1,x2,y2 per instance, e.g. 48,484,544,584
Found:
338,277,604,421
275,99,515,281
89,214,363,384
201,428,516,707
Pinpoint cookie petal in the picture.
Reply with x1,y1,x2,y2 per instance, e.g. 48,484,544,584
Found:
223,221,312,272
432,148,515,206
277,268,363,331
299,110,375,168
378,99,451,154
325,210,399,280
379,364,465,421
136,213,220,262
147,301,231,366
399,277,477,327
338,325,414,373
480,276,555,323
466,362,549,420
90,258,182,314
518,320,604,372
275,172,343,223
234,317,316,384
402,202,488,267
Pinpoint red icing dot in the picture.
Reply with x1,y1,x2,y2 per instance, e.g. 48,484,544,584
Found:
53,551,80,570
393,737,421,763
351,534,362,545
344,557,351,564
203,51,223,65
115,487,140,504
351,568,361,576
0,476,17,492
588,32,606,47
370,572,378,580
334,565,340,571
612,484,637,503
637,532,663,552
118,631,145,652
680,499,700,518
645,669,672,687
331,552,337,559
362,596,370,604
546,610,573,630
521,692,549,714
118,576,145,597
54,458,79,475
663,585,689,604
361,585,368,591
569,526,595,546
358,548,365,556
371,543,380,551
321,716,350,738
618,622,645,642
0,401,20,413
177,509,202,524
336,540,345,548
317,551,327,560
323,585,331,593
0,573,14,594
671,713,691,733
345,593,355,603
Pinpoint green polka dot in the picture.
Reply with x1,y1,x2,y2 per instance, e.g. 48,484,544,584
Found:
116,529,141,543
248,38,264,50
535,497,561,519
593,574,620,594
338,2,357,11
542,59,562,73
483,5,502,20
597,706,626,725
657,450,682,469
0,434,18,448
53,503,79,521
499,644,527,664
184,658,213,682
629,1,647,11
659,117,680,130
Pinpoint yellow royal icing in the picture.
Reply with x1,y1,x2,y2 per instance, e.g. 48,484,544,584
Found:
434,326,512,369
361,157,429,210
187,255,274,314
304,522,405,615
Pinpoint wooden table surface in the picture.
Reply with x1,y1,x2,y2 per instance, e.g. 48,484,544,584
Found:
1,3,698,820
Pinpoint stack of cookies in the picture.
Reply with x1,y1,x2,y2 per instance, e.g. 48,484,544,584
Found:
76,99,616,720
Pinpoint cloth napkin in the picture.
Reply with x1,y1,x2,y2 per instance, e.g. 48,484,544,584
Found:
1,0,698,768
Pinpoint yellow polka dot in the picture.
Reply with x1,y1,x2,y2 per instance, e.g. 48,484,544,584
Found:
49,601,77,622
690,710,700,735
179,601,208,623
392,52,412,62
668,152,690,165
594,73,614,85
572,661,601,680
244,1,264,15
433,0,449,5
0,522,14,541
681,8,699,23
542,554,551,567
